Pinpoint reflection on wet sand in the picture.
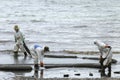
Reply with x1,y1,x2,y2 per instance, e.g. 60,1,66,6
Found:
40,69,44,78
13,53,27,64
34,65,44,79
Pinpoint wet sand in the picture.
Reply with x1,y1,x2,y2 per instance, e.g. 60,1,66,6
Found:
13,76,120,80
0,51,120,79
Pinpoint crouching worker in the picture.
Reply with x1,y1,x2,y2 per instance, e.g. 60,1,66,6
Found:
30,45,49,70
13,25,31,57
94,40,112,77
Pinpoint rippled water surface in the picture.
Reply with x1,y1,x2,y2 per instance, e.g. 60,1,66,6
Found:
0,0,120,51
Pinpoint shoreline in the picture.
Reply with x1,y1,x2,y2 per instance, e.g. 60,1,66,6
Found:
13,76,120,80
0,50,120,55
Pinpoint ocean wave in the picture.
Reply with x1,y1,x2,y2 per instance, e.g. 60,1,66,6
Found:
0,31,13,35
0,40,13,43
30,19,47,23
6,20,27,24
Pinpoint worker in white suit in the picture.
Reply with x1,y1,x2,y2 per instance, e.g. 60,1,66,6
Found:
13,25,31,57
30,45,49,69
30,45,49,78
94,40,112,77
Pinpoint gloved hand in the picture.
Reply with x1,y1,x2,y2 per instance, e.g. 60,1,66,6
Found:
107,46,112,49
99,56,103,64
99,56,106,65
40,62,44,67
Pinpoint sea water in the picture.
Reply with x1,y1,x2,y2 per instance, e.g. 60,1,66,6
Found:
0,0,120,52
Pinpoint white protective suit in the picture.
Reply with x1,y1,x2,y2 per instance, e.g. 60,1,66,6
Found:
30,45,44,64
14,31,26,53
94,40,112,66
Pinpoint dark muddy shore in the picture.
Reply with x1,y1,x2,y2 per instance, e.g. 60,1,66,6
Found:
13,76,120,80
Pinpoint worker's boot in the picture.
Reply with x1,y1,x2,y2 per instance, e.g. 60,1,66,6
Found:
34,64,39,70
14,51,18,56
108,63,111,77
24,52,27,57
